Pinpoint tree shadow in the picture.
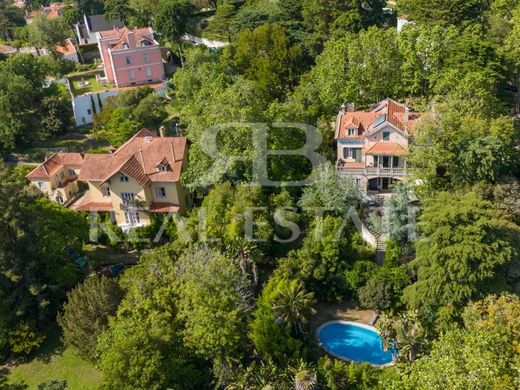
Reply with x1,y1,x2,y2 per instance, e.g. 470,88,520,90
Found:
0,366,28,390
33,327,65,365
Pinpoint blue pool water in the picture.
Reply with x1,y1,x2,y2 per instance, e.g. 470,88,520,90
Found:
317,322,394,365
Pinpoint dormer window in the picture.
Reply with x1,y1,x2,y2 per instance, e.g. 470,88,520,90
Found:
157,164,168,172
119,174,129,182
140,40,150,47
383,131,390,141
347,128,356,137
122,43,129,49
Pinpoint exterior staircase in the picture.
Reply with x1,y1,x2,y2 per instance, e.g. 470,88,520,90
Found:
361,207,387,266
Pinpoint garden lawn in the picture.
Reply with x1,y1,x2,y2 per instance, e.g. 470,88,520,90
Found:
6,329,101,389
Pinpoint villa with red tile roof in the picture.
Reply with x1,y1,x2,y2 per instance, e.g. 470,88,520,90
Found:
26,152,85,205
335,98,419,193
27,130,189,230
97,27,165,88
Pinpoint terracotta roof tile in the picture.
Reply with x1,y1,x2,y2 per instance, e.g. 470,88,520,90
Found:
149,203,180,213
54,39,77,57
365,142,406,156
336,98,419,139
78,130,186,186
73,193,113,212
26,153,84,180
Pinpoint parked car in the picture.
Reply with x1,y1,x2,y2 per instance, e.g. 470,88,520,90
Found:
98,263,125,277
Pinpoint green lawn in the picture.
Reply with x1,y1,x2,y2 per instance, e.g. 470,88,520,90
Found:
68,71,115,96
6,329,102,389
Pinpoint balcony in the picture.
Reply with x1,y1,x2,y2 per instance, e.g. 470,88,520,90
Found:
337,163,406,177
119,200,149,211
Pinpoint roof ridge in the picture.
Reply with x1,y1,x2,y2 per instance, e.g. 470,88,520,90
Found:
113,129,155,155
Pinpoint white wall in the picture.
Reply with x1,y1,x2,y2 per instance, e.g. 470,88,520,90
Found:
72,90,120,126
71,84,167,126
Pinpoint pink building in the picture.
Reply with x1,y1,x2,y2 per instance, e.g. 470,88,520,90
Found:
97,27,165,88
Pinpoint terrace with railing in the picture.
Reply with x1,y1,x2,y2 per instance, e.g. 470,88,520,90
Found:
336,160,406,177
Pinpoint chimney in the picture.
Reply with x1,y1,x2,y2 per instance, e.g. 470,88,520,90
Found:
126,31,136,48
170,142,176,162
139,149,146,174
346,102,355,112
339,103,346,115
159,126,166,137
404,106,410,123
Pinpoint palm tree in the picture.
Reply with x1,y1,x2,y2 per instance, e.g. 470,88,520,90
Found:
272,280,317,335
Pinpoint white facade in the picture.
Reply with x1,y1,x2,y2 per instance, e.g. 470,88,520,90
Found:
69,84,167,126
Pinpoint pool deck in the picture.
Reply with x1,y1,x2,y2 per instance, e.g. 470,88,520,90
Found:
309,301,376,332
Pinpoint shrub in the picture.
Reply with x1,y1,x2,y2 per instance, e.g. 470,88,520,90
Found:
57,275,123,360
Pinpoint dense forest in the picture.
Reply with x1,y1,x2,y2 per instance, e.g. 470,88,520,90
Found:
1,0,520,389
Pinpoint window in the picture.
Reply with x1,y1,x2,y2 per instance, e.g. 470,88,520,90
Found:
55,195,64,204
129,70,136,80
68,169,75,176
140,40,150,47
87,109,92,115
393,156,399,167
121,192,134,205
125,56,132,65
37,181,45,189
156,186,166,198
144,54,150,63
145,66,152,77
119,174,129,182
157,164,168,172
354,178,361,187
122,43,129,49
101,187,111,197
382,131,390,141
343,147,362,162
347,128,356,137
124,211,140,225
60,172,65,179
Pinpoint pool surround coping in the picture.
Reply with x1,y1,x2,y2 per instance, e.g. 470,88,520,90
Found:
315,320,396,368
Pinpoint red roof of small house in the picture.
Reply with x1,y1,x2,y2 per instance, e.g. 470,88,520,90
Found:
54,38,77,57
365,142,407,156
26,153,84,180
0,44,17,55
78,129,187,185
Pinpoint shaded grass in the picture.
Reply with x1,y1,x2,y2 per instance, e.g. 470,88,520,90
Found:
6,328,102,389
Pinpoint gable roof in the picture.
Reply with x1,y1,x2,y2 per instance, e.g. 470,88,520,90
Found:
365,141,406,156
26,153,84,180
336,98,419,139
54,38,77,57
77,130,187,185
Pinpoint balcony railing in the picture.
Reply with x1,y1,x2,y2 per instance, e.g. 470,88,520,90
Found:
119,200,149,211
337,165,406,177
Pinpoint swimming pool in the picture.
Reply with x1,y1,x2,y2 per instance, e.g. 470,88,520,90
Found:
316,321,395,367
